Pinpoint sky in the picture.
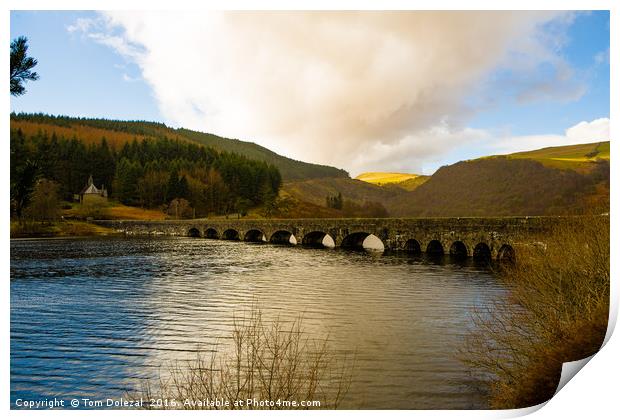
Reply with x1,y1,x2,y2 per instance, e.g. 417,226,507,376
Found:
10,10,610,176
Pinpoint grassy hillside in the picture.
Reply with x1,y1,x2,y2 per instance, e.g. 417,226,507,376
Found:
12,114,609,218
177,128,348,180
355,172,429,191
356,172,417,184
277,141,611,218
10,113,348,181
489,141,610,173
390,156,609,217
282,177,397,207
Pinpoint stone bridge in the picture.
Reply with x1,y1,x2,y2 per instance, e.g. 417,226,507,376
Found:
95,216,565,261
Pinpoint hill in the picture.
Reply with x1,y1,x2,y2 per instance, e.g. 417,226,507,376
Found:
10,113,348,181
283,177,396,207
390,156,609,217
177,128,348,180
484,141,610,173
10,123,283,219
355,172,429,191
11,113,609,219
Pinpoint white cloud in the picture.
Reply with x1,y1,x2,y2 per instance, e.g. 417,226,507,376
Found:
66,17,94,34
565,118,610,143
350,123,491,175
595,48,610,65
122,73,140,83
491,117,610,156
70,11,589,175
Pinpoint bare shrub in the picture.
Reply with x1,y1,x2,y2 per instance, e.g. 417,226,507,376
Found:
132,309,354,409
462,215,609,408
165,198,194,219
24,178,60,222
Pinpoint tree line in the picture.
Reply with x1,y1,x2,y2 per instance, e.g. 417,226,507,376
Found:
10,127,282,218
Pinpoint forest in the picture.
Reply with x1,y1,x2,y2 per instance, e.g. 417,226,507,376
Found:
10,117,282,219
10,112,349,180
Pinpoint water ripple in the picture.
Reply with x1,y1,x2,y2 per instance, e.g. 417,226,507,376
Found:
11,236,506,409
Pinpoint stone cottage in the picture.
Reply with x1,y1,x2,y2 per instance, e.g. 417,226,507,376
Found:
79,175,108,204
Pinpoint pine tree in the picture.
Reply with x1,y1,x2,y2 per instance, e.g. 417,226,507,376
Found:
10,36,39,96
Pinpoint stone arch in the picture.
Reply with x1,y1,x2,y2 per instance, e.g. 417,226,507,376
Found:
497,244,516,263
222,229,240,241
204,228,219,239
341,232,384,251
302,231,335,248
449,241,468,259
473,242,492,262
405,239,422,255
187,227,201,238
270,230,297,245
426,240,444,255
244,229,266,243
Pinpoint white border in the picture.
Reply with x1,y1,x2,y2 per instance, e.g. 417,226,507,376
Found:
3,1,617,419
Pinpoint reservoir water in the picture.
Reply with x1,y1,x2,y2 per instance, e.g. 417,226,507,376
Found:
10,236,506,409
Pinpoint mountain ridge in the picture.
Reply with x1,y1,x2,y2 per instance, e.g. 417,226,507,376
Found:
10,113,349,181
10,113,609,218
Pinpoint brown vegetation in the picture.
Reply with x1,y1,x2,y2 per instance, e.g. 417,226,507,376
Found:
463,215,609,408
11,120,141,149
134,310,354,409
22,178,61,221
10,220,118,238
283,177,395,209
61,201,167,221
391,157,609,217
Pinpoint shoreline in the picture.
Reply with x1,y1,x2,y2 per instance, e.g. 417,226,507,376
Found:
10,220,121,240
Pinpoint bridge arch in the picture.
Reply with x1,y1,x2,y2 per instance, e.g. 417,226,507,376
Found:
341,232,384,252
302,231,335,248
426,240,444,255
244,229,266,243
405,239,422,255
222,229,240,241
473,242,492,262
449,241,468,259
270,230,297,245
204,228,219,239
497,244,516,263
187,227,201,238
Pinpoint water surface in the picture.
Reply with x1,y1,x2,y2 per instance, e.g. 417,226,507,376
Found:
11,236,505,409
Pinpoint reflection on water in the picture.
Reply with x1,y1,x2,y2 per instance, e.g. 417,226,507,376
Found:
10,237,505,409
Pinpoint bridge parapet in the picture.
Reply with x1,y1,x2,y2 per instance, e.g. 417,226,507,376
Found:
95,216,565,261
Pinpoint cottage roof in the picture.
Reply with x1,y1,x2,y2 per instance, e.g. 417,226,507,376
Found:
81,184,101,195
80,174,102,195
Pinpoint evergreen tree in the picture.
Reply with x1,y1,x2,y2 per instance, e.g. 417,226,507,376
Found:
166,168,180,201
10,114,284,217
114,158,142,205
177,175,189,199
10,36,39,96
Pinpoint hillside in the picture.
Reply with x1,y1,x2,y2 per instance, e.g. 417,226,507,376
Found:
10,113,348,181
282,177,397,207
485,141,610,173
390,156,609,217
11,113,609,219
177,128,348,180
355,172,429,191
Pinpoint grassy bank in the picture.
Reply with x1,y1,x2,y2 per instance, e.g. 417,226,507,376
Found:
61,201,167,220
463,215,609,408
10,220,119,238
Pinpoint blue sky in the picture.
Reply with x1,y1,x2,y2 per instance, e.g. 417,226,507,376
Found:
10,11,161,121
468,11,609,135
10,11,610,175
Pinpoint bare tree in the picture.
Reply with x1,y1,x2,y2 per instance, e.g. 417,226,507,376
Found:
25,179,60,222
